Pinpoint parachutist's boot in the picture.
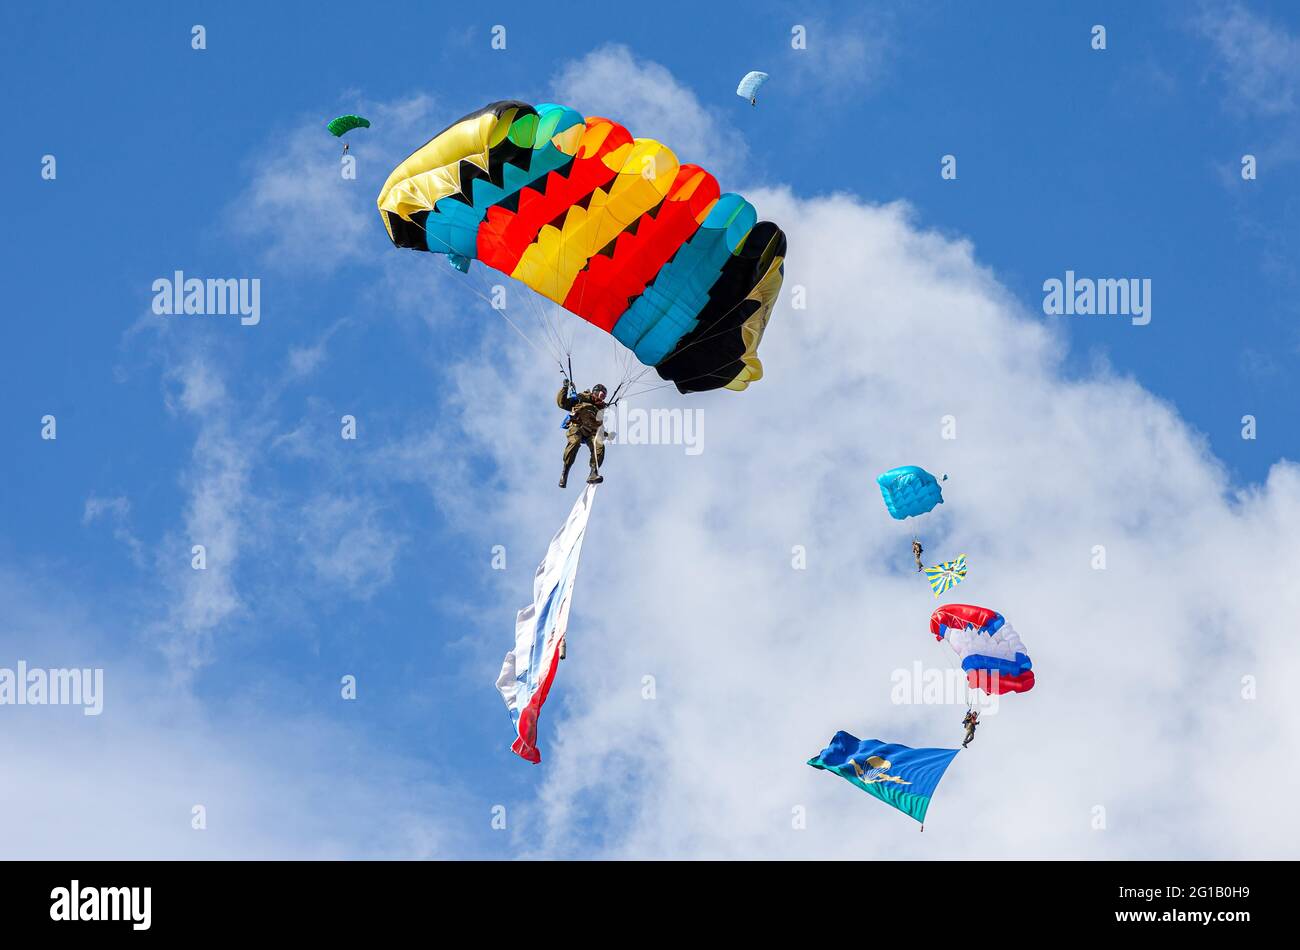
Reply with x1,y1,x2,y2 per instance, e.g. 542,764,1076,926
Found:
559,463,572,489
586,459,603,485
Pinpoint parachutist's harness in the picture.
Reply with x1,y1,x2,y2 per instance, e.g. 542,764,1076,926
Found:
560,382,579,429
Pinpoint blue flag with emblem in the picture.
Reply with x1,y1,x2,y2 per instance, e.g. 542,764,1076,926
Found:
807,732,959,825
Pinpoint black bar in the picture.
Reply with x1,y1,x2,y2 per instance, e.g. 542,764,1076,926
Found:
0,860,1282,936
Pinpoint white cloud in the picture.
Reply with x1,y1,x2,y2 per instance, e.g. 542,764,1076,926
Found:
83,495,131,524
287,339,330,379
83,494,145,564
551,45,747,178
284,317,349,382
297,494,404,599
228,95,443,274
164,357,227,415
44,45,1297,860
1193,4,1300,283
395,89,1300,857
0,569,461,858
156,431,251,672
1195,2,1300,117
148,357,257,675
784,12,893,99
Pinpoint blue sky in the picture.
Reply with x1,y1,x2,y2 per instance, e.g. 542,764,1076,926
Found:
3,1,1299,858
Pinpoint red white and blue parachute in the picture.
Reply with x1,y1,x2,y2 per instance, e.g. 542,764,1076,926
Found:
929,604,1034,695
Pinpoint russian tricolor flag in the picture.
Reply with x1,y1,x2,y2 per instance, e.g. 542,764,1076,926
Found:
495,484,597,762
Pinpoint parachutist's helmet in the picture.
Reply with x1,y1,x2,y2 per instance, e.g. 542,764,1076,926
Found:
592,384,608,401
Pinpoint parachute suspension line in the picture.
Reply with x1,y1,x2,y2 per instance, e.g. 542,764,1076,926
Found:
541,304,570,371
446,179,569,372
557,303,578,364
481,280,564,370
607,371,628,406
466,149,745,398
604,330,649,403
402,212,568,374
607,349,627,406
610,366,658,402
461,254,563,368
616,378,676,400
462,263,566,371
492,157,579,379
607,339,650,406
517,281,567,369
932,636,978,712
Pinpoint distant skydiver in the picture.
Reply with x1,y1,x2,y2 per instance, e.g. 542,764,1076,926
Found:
557,379,607,488
736,71,769,108
326,114,370,153
962,710,979,748
912,538,924,573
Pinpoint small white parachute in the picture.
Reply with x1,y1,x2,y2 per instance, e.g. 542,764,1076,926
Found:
736,71,770,104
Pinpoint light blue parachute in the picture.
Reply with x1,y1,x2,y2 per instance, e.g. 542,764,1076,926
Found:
877,466,945,520
736,71,769,102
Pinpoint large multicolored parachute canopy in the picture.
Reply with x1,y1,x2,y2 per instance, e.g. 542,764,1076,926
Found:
930,604,1035,695
327,114,370,137
807,732,959,824
877,465,945,520
736,71,769,101
377,100,787,393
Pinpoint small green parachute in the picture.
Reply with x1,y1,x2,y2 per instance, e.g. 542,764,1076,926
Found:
327,114,370,137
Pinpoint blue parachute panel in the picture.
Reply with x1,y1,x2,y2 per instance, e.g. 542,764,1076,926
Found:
877,465,944,520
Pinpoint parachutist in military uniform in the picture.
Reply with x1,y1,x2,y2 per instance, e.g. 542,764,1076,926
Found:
912,538,924,573
962,710,979,748
558,380,607,488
